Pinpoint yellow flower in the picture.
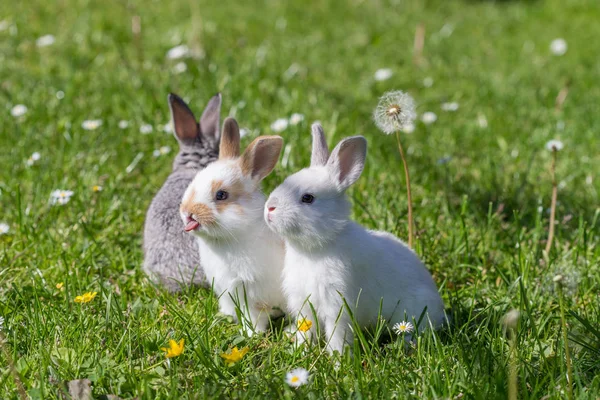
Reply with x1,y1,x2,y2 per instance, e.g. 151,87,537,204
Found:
161,339,185,358
220,346,249,366
92,185,103,192
56,282,64,290
297,318,313,332
74,291,97,303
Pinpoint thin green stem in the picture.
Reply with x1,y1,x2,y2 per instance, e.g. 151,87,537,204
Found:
557,284,574,400
545,149,558,256
395,131,414,248
0,332,28,400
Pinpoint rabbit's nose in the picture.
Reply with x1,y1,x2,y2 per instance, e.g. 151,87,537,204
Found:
268,207,276,212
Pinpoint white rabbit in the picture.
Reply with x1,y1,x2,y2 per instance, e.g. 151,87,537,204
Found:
180,117,286,334
264,124,446,354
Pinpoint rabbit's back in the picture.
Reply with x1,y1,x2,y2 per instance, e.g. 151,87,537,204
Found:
143,171,206,291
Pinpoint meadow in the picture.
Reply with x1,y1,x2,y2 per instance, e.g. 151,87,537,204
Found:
1,0,599,398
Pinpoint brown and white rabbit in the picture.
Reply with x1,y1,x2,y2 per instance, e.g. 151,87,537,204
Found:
143,93,221,292
180,117,286,334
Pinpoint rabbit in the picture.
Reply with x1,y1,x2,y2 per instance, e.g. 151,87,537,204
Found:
264,124,446,354
143,93,222,292
180,117,286,334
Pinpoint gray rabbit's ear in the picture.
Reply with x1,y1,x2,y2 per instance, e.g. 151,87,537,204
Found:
199,93,222,145
240,136,284,181
219,117,241,160
327,136,367,191
310,123,329,167
168,93,199,144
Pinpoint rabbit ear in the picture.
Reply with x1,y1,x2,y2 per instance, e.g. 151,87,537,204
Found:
168,93,199,144
240,136,284,181
199,93,222,145
219,117,241,159
310,123,329,167
327,136,367,191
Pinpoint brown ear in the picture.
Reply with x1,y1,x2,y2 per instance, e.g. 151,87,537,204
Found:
219,117,240,160
168,93,199,143
240,136,284,180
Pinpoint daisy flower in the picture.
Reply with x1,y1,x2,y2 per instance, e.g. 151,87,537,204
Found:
118,120,129,129
373,90,417,135
26,152,41,166
11,104,28,117
270,118,289,132
441,102,459,112
545,139,564,152
289,113,305,125
92,185,103,192
550,38,567,56
50,189,74,205
374,68,393,82
140,124,153,134
421,112,437,125
0,222,9,235
36,34,55,47
153,146,171,157
393,321,414,334
166,44,190,60
81,120,102,130
286,368,309,388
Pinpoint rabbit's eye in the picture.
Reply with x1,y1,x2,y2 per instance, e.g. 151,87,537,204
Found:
301,194,315,204
215,190,228,201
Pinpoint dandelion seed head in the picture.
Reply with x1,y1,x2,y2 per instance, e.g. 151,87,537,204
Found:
423,77,434,87
36,34,55,47
11,104,28,117
373,90,417,135
374,68,393,82
56,91,65,99
0,222,9,235
545,139,564,152
550,38,567,56
421,111,437,125
118,120,129,129
166,44,189,60
270,118,289,132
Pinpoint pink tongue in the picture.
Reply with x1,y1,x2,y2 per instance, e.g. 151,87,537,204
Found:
184,220,200,232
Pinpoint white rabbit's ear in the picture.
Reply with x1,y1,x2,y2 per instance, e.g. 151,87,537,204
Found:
168,93,199,144
311,123,329,167
199,93,221,145
240,136,284,181
327,136,367,191
219,117,241,159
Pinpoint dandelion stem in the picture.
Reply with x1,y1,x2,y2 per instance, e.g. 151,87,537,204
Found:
508,332,518,400
557,284,574,400
0,332,28,400
395,131,414,248
545,149,558,256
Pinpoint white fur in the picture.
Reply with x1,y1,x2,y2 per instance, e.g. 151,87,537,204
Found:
182,150,285,334
265,128,445,353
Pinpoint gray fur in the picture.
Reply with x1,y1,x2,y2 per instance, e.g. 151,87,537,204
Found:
142,93,221,292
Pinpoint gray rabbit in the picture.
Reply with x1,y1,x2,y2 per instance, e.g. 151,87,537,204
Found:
143,93,221,291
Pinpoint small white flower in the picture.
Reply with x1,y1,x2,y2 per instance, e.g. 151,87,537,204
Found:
550,38,567,56
162,122,173,134
402,123,415,134
26,152,41,166
477,114,488,129
166,44,189,60
50,189,74,206
118,120,129,129
173,62,187,74
159,146,171,155
81,119,103,130
586,175,593,185
0,223,9,235
373,90,417,135
285,368,309,387
423,77,434,87
421,112,437,124
239,128,250,138
270,118,289,132
56,91,65,100
11,104,28,117
441,102,459,112
374,68,393,82
511,149,519,158
152,149,161,157
393,321,414,334
545,139,564,152
140,124,153,134
289,113,305,125
36,34,55,47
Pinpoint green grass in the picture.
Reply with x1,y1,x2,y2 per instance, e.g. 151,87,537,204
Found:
1,0,600,398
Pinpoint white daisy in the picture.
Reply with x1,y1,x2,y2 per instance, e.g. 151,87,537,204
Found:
36,34,55,47
374,68,393,82
50,190,74,206
140,124,153,134
81,119,102,130
393,321,414,334
173,62,187,74
285,368,309,388
421,112,437,124
545,139,564,152
289,113,305,125
402,123,415,134
270,118,289,132
153,146,171,157
166,44,190,60
373,90,417,135
118,120,129,129
441,102,459,112
550,38,567,56
423,77,434,87
11,104,28,117
0,223,9,235
26,152,41,166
